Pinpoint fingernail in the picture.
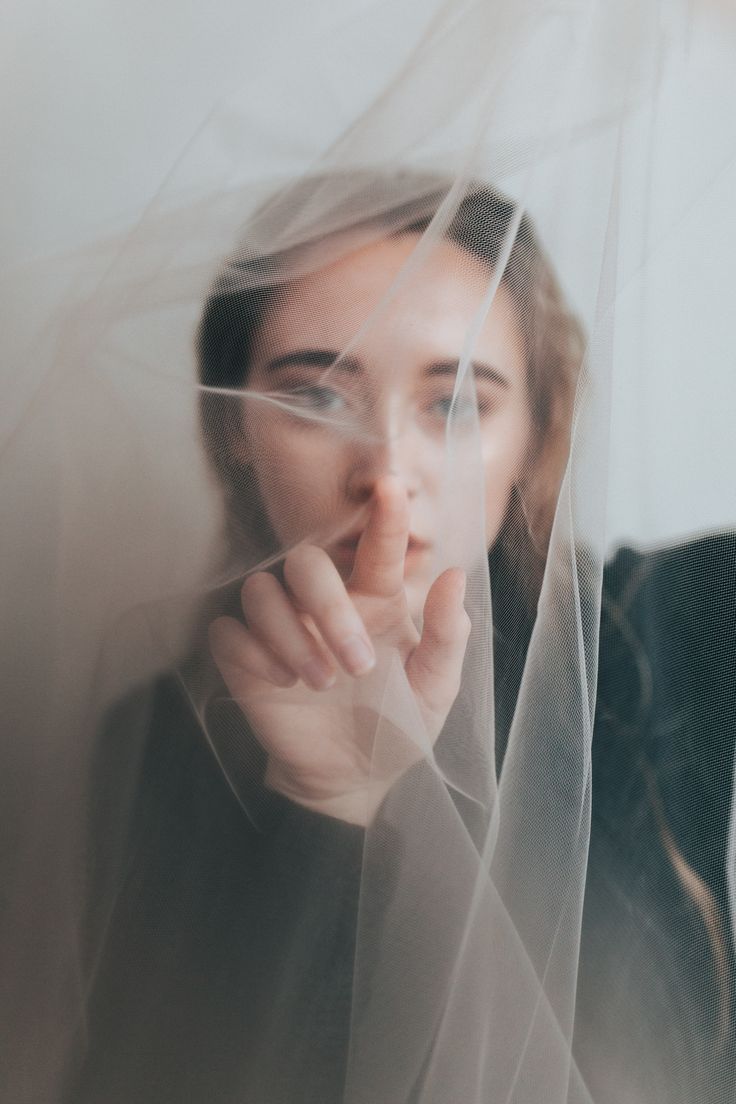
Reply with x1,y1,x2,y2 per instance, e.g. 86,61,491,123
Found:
340,635,376,676
301,658,336,691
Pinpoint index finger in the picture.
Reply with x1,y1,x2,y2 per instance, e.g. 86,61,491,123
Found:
348,476,409,597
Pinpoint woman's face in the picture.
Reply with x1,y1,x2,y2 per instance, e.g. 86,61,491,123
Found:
239,234,531,618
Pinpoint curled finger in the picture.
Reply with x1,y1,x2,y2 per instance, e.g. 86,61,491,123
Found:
240,571,337,691
283,544,376,677
208,615,298,693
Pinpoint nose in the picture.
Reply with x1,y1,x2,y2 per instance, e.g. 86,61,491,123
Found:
344,423,422,504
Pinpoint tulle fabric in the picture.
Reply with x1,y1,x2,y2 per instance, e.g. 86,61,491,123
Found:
1,2,735,1103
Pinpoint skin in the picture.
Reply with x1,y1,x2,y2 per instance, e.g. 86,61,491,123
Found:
209,234,531,825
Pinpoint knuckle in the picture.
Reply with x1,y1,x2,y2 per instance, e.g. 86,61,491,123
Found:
423,609,470,652
423,623,448,650
282,545,306,575
241,570,274,603
430,615,459,647
282,543,331,596
283,543,325,586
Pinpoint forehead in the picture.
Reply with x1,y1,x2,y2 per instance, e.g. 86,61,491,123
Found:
252,234,524,361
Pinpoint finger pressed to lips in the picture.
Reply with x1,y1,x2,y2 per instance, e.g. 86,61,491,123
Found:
210,480,418,691
348,476,410,597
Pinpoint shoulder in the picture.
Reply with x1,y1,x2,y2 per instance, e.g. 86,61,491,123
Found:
598,526,736,746
595,530,736,873
583,533,736,1084
598,529,736,746
593,530,735,958
602,529,736,642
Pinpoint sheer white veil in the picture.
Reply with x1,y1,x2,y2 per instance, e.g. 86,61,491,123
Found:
1,2,735,1103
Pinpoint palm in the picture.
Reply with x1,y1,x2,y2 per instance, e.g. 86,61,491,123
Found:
248,592,422,802
209,477,469,825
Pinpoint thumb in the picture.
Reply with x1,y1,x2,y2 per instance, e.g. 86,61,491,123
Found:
405,568,470,725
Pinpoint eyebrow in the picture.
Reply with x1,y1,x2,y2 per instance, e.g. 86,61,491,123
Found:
425,359,510,389
264,349,510,388
264,350,361,373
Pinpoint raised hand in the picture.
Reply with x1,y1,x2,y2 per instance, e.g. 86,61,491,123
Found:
208,476,470,826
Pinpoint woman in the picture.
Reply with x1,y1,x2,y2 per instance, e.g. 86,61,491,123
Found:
200,177,579,817
66,175,735,1104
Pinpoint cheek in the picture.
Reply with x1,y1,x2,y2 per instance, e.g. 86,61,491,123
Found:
245,412,344,543
480,411,531,545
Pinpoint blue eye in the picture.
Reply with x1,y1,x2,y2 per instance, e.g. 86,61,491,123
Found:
289,386,346,413
431,396,477,420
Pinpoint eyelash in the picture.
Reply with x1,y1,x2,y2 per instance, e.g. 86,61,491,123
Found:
429,395,495,420
276,382,497,422
286,385,346,412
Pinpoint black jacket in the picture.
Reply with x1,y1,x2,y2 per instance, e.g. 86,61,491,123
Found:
65,534,736,1104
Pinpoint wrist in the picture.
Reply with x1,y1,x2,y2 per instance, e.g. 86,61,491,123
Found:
263,759,395,827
